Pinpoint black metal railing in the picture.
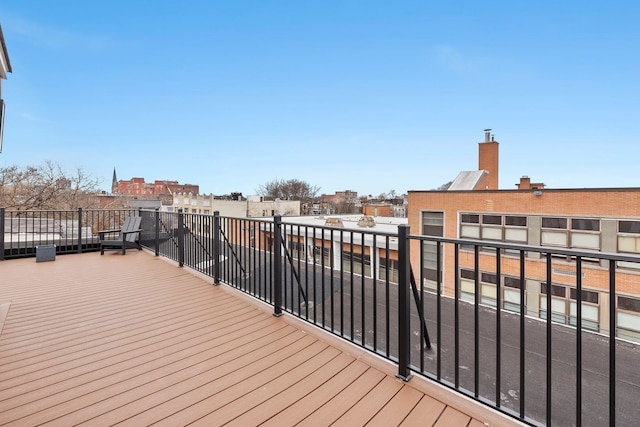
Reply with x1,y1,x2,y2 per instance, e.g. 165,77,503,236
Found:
135,210,640,426
1,208,139,259
5,207,640,426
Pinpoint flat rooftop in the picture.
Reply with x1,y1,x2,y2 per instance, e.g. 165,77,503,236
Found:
0,251,521,426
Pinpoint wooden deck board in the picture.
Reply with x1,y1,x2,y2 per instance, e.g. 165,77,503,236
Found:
400,394,447,426
259,359,370,426
366,384,425,427
434,406,472,427
330,375,404,426
0,251,522,427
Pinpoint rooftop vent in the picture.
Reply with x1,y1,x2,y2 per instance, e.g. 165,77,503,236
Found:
324,218,344,228
357,216,376,228
483,128,492,142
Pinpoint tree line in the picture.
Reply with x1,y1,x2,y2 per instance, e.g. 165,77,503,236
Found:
0,161,102,210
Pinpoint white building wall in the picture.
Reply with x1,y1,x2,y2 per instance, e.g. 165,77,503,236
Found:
172,193,300,218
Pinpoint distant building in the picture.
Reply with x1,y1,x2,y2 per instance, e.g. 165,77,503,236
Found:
111,169,199,204
319,190,361,214
362,194,407,218
172,193,301,217
363,204,392,217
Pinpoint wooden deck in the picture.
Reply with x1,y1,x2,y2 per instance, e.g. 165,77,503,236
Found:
0,251,523,426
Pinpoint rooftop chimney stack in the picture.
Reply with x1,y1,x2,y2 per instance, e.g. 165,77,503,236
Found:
478,129,499,189
484,128,491,142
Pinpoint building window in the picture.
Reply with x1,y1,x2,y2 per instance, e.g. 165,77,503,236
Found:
617,220,640,270
540,283,569,325
380,257,399,283
342,249,371,277
322,247,332,267
505,216,527,227
541,216,601,257
482,215,502,225
422,212,444,290
618,296,640,342
542,217,567,229
461,214,479,224
313,245,333,268
480,271,497,307
503,276,523,313
460,213,527,253
459,268,475,303
540,283,599,332
571,218,600,231
457,268,498,307
288,240,305,260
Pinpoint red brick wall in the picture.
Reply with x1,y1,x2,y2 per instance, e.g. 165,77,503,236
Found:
363,205,392,217
478,141,499,189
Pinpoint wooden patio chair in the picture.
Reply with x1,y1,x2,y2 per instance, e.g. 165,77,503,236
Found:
99,216,143,255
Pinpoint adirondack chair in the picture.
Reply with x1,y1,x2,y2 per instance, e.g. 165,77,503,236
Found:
99,216,143,255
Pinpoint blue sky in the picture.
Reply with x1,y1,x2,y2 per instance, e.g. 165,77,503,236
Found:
1,1,639,196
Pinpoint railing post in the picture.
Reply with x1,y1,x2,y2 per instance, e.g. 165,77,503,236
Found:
178,209,184,267
154,208,160,256
213,211,221,285
397,224,412,381
273,215,283,316
77,208,83,254
0,207,5,261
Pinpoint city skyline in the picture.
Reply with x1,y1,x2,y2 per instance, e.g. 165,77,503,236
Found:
1,1,639,196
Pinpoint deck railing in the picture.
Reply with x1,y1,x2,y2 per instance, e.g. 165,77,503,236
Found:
136,210,640,427
0,207,139,259
4,207,640,427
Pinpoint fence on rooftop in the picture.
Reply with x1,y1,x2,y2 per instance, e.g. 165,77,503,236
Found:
3,206,640,426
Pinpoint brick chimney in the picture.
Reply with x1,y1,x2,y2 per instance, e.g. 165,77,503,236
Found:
516,175,545,190
478,129,499,189
517,176,531,189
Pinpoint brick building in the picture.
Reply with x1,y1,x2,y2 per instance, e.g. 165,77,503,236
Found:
407,131,640,342
111,169,199,198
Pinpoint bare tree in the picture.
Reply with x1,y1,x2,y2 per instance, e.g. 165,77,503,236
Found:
0,161,102,210
256,178,320,204
434,181,453,191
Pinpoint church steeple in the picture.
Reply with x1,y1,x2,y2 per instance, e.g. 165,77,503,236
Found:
112,168,118,193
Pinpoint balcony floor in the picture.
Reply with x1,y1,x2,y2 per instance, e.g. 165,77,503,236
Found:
0,251,521,426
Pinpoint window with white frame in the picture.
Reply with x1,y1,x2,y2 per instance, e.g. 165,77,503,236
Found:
422,211,444,290
459,269,524,311
459,268,476,303
288,240,305,260
540,283,599,332
342,249,371,277
617,220,640,270
479,272,497,307
460,213,527,254
503,276,523,313
541,217,601,262
540,283,569,324
617,296,640,343
379,256,399,283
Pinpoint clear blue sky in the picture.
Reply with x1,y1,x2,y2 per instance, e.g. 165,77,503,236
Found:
1,1,639,197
